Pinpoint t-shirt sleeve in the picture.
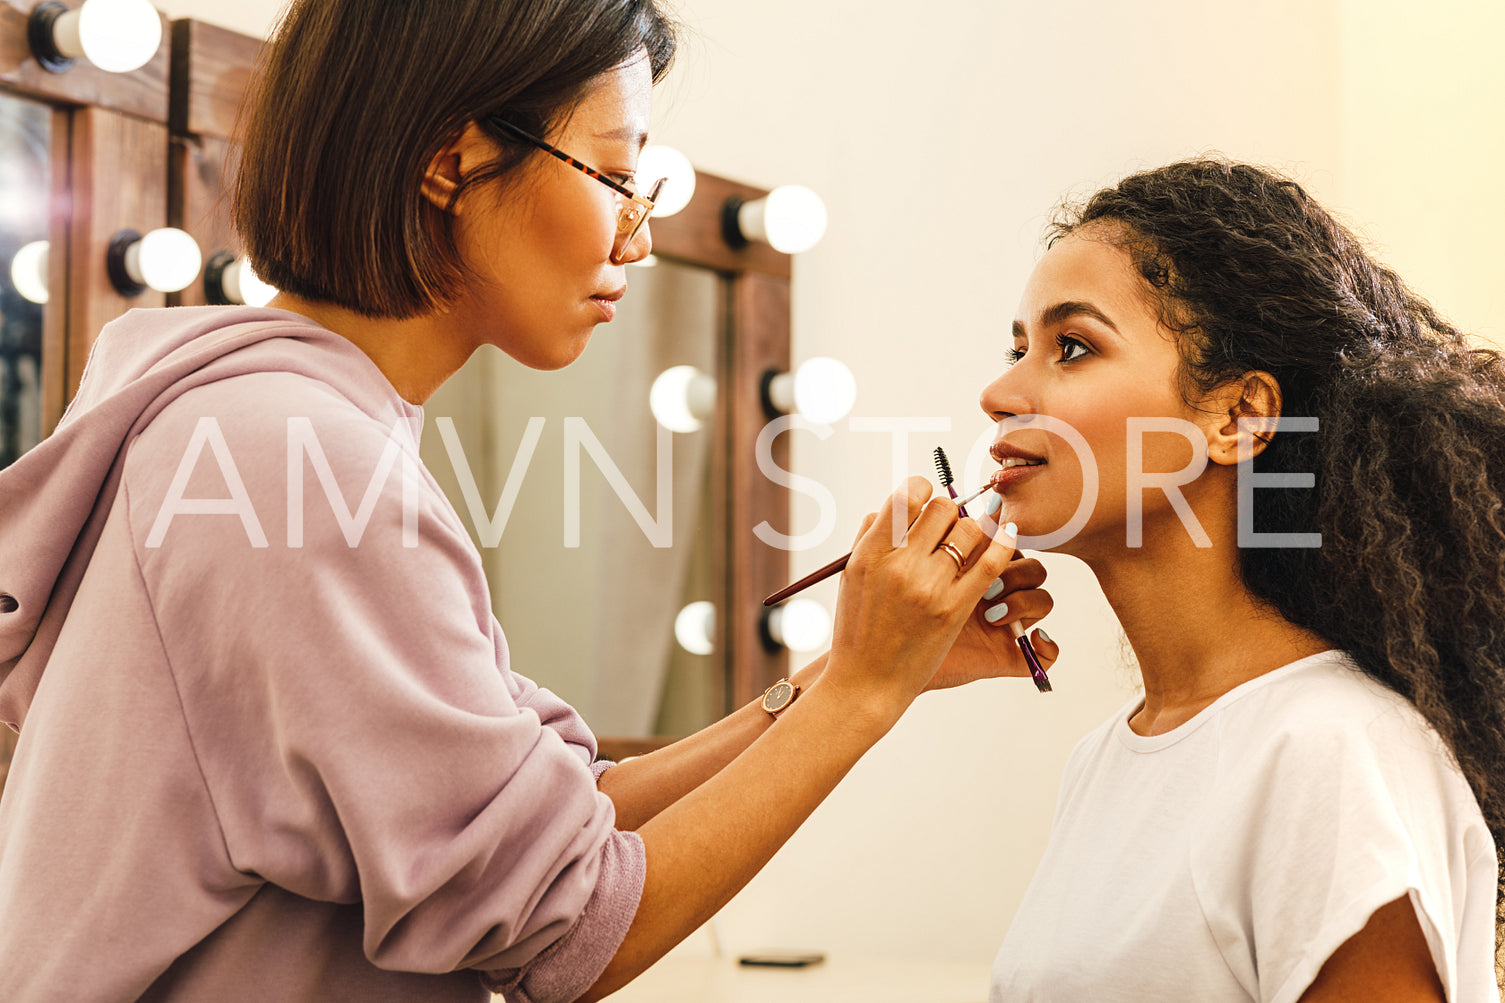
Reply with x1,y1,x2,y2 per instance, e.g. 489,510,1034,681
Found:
1189,697,1489,1003
125,377,643,999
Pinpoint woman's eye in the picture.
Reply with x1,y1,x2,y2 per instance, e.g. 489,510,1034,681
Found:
1005,346,1027,364
1056,335,1090,362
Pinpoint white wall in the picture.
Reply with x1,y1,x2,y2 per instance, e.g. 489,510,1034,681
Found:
160,0,1505,968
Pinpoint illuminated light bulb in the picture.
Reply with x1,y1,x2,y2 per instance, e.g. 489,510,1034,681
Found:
29,0,162,74
637,146,695,218
10,241,49,305
107,227,203,296
674,601,716,656
764,598,832,652
232,258,277,307
764,356,857,425
725,185,828,254
650,365,716,433
206,251,278,306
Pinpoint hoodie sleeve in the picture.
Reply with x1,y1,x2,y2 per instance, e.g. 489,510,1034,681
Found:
123,373,643,1000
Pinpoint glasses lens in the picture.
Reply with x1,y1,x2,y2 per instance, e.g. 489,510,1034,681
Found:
613,176,667,260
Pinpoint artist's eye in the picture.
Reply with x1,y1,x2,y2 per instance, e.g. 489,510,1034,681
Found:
1005,345,1027,365
1056,334,1090,362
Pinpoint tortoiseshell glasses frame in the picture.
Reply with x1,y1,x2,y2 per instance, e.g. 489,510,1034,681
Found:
487,117,665,262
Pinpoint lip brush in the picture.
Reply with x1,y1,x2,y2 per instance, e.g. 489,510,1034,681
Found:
761,482,995,607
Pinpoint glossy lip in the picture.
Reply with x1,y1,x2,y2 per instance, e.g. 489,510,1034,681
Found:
989,440,1048,492
991,462,1046,492
990,439,1048,466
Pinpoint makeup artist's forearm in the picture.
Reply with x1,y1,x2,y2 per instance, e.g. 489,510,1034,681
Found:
580,677,896,1002
598,655,828,831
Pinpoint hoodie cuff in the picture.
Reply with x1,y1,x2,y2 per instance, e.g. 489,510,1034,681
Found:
590,759,616,783
480,829,646,1003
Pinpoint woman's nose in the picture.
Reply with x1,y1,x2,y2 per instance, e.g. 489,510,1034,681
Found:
979,366,1032,422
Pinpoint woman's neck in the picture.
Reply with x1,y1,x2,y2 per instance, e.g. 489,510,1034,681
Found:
1084,517,1332,736
266,293,476,405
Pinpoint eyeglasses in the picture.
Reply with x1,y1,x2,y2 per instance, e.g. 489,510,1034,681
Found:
488,117,665,263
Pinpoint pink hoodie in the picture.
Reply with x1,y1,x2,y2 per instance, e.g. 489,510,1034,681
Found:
0,307,644,1002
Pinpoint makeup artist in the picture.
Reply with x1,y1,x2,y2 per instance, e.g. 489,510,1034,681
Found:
0,1,1056,1000
983,159,1503,1001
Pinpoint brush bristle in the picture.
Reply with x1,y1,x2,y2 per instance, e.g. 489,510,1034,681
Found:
933,446,955,486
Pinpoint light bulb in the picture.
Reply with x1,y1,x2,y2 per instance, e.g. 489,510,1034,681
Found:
735,185,828,254
10,241,49,305
674,601,716,656
767,598,832,652
637,146,695,218
650,365,716,433
765,357,857,424
226,257,277,306
39,0,162,74
121,228,202,294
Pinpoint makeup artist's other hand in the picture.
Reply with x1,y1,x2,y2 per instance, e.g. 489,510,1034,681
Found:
823,477,1017,721
929,545,1059,690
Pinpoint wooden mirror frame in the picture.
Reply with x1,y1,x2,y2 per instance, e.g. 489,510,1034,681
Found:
166,20,795,764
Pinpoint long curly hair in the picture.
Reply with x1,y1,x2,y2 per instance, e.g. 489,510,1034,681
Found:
1049,158,1505,978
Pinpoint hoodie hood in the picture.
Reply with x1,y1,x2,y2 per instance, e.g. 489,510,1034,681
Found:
0,306,410,730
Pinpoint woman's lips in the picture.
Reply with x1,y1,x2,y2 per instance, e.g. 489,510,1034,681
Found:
589,296,617,322
990,459,1046,491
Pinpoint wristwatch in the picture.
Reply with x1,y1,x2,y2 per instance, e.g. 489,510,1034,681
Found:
760,678,800,719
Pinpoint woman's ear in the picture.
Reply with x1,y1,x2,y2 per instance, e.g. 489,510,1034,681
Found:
419,122,498,214
1204,371,1282,467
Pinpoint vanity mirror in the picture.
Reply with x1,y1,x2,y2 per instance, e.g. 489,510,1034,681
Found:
0,91,48,472
422,175,797,760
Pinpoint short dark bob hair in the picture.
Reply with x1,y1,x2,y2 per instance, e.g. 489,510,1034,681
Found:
233,0,678,319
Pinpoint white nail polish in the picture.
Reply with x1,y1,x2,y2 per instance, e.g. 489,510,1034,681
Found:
984,602,1009,624
1036,628,1053,645
1004,521,1018,538
983,577,1005,600
982,491,1002,516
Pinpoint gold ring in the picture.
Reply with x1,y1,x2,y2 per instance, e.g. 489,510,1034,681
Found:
937,541,966,570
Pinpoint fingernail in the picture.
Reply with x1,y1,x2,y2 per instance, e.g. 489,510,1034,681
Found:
983,577,1005,601
1004,521,1018,538
984,602,1009,624
982,491,1002,516
1036,628,1053,646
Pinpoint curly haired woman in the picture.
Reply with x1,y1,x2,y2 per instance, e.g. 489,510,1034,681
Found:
981,160,1503,1002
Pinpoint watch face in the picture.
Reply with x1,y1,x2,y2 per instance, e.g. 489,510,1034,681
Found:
763,681,795,712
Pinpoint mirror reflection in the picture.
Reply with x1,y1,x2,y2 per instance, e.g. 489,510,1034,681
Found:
0,93,49,471
421,260,723,738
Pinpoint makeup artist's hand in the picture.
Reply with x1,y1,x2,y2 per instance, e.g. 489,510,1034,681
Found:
840,508,1059,691
929,549,1059,689
822,477,1018,721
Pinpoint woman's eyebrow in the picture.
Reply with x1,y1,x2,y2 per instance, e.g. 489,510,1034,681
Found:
1013,301,1122,339
595,126,648,150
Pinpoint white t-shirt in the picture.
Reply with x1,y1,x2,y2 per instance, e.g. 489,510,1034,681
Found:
990,650,1500,1003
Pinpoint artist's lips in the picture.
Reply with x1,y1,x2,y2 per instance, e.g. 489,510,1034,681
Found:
589,287,625,321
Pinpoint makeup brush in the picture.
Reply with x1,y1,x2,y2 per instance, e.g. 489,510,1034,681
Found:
932,447,1051,693
762,482,995,607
